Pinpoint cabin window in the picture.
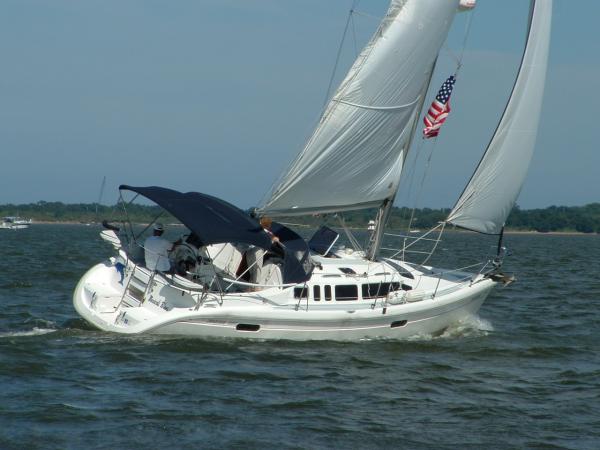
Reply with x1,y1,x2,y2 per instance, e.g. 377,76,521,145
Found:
335,285,358,301
362,282,401,299
324,285,332,301
313,285,321,301
294,286,308,299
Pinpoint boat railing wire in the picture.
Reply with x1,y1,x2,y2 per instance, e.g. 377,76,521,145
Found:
126,241,295,303
405,261,491,302
381,222,446,264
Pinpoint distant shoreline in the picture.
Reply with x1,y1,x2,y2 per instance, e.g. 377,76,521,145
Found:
4,202,599,234
24,221,598,236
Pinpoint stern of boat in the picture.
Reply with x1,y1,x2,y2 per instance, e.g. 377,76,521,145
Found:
73,258,130,331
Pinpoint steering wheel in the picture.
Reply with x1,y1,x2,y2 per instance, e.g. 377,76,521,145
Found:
171,242,199,276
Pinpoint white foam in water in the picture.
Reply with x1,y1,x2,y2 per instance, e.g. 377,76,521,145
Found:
399,314,493,342
359,315,494,342
0,327,57,338
439,314,494,339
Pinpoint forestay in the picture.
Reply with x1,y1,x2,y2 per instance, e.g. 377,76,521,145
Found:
261,0,459,217
446,0,552,234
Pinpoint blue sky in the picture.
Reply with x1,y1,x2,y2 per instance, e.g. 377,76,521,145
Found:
1,0,598,209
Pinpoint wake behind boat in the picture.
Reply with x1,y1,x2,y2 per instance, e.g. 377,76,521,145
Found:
73,0,551,340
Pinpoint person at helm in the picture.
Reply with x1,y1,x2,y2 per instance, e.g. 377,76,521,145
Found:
144,223,174,272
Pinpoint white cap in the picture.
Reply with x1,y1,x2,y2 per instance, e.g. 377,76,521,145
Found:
153,223,164,232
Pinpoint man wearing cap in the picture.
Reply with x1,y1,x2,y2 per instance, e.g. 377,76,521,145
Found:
144,223,173,272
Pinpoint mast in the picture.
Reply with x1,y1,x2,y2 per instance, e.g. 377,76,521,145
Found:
366,198,394,261
365,66,436,261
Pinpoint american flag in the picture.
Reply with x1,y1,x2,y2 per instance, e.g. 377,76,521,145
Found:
423,75,456,139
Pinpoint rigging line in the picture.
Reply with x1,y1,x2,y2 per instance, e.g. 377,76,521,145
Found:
458,6,476,67
444,7,477,76
337,214,363,252
406,138,439,234
351,10,381,22
120,191,138,245
321,0,360,112
259,2,360,211
135,210,165,242
257,0,358,210
420,222,445,266
399,136,425,227
387,223,443,261
351,10,358,57
443,43,462,68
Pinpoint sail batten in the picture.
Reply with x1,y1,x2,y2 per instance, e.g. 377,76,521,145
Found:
333,97,420,111
446,0,552,235
261,0,460,217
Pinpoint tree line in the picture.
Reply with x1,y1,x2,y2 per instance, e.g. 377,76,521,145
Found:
1,201,599,233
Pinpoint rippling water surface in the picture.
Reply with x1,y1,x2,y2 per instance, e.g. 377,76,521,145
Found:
1,225,599,449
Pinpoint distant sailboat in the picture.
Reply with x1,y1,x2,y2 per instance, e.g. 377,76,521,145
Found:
74,0,552,340
82,176,106,225
95,176,106,222
0,216,31,230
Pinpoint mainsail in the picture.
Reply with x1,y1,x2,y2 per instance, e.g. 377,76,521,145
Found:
261,0,460,217
446,0,552,234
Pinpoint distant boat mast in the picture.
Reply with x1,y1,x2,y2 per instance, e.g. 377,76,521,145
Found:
95,176,106,219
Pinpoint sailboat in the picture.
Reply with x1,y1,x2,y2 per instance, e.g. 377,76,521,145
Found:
0,216,32,230
73,0,552,340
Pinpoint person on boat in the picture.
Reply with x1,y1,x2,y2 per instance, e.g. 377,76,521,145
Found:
234,216,283,286
259,216,279,244
144,223,174,272
259,216,286,261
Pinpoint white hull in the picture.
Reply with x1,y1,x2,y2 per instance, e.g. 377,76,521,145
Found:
0,223,29,230
1,217,31,229
73,255,496,341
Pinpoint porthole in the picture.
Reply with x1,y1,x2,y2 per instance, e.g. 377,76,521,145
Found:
236,324,260,332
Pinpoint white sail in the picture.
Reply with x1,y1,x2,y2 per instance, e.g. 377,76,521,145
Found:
446,0,552,234
261,0,459,217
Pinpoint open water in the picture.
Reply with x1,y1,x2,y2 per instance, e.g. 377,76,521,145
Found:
0,224,599,449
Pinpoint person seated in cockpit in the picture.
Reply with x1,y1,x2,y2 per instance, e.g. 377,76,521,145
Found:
144,223,175,272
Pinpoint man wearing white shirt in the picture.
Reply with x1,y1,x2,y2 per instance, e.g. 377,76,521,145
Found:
144,223,173,272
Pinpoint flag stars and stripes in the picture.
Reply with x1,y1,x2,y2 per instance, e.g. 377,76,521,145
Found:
423,75,456,139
